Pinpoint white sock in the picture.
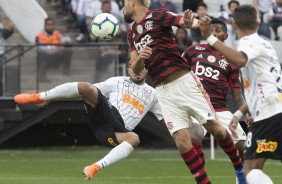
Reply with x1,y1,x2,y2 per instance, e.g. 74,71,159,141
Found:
96,141,134,169
39,82,80,101
246,169,273,184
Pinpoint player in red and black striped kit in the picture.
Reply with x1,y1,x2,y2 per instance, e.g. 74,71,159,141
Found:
123,0,247,183
182,18,249,180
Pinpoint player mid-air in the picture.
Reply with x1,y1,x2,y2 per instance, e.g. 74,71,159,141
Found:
14,60,163,180
123,0,246,183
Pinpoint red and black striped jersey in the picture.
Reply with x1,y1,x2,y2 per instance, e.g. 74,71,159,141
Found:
182,44,241,112
127,9,189,86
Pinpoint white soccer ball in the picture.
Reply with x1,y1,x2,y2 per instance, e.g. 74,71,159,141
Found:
91,13,119,40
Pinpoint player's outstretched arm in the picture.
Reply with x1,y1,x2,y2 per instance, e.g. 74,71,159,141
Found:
179,9,199,29
199,16,248,68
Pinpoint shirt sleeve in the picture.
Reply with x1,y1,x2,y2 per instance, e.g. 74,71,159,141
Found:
93,77,117,97
237,38,258,65
159,9,182,27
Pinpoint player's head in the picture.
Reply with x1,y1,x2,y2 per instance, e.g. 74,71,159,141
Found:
210,18,228,42
44,17,55,34
122,0,151,24
233,5,258,32
127,59,147,85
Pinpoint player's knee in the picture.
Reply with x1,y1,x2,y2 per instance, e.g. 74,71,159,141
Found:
189,125,204,144
205,120,226,140
123,132,140,148
211,128,226,140
78,82,96,97
173,131,193,153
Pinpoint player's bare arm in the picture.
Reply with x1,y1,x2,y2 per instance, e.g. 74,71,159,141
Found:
199,16,248,68
229,103,251,138
130,47,152,74
179,9,199,29
231,88,251,123
229,88,251,137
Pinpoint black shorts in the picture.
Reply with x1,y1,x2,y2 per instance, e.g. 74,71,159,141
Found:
244,113,282,161
84,89,129,147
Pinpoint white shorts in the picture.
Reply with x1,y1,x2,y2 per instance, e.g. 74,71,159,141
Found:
216,111,246,143
156,72,216,135
190,111,247,143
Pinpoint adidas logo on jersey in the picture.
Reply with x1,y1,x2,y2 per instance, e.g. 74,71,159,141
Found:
197,54,204,58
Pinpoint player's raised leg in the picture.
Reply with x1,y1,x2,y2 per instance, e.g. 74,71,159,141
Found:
14,82,82,104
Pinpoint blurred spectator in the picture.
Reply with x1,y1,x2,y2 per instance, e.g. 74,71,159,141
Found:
59,0,75,20
86,0,120,21
190,2,210,44
183,0,203,12
149,0,177,13
0,15,14,95
266,0,282,40
35,18,73,82
175,27,192,53
115,0,123,9
75,0,94,42
218,0,240,47
253,0,275,23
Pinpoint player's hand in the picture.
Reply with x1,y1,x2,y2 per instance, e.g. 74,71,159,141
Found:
199,16,212,39
229,116,239,139
244,115,253,128
137,46,152,63
183,9,195,28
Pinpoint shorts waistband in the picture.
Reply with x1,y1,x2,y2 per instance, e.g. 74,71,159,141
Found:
156,72,191,90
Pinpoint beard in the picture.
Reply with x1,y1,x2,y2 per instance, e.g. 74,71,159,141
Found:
130,77,145,85
124,15,134,24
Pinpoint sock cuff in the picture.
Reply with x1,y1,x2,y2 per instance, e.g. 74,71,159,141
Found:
121,141,134,151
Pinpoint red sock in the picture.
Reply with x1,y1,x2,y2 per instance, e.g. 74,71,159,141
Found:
181,147,211,184
193,143,205,165
217,129,243,170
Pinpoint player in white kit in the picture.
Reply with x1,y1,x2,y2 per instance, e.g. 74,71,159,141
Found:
200,4,282,184
14,60,163,180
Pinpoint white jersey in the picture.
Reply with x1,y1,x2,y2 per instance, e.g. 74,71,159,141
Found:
94,76,163,130
237,33,282,122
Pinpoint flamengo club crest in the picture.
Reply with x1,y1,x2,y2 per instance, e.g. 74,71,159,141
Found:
145,21,153,30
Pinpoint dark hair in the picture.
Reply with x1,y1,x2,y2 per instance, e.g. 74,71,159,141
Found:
197,2,208,10
233,5,257,31
228,0,240,8
44,17,54,24
211,18,227,33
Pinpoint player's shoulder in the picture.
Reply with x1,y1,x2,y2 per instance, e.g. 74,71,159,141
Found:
143,83,157,94
147,8,178,20
105,76,126,83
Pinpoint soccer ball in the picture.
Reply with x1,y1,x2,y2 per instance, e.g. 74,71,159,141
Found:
91,13,119,40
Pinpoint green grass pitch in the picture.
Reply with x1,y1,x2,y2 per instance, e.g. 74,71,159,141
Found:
0,146,281,184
